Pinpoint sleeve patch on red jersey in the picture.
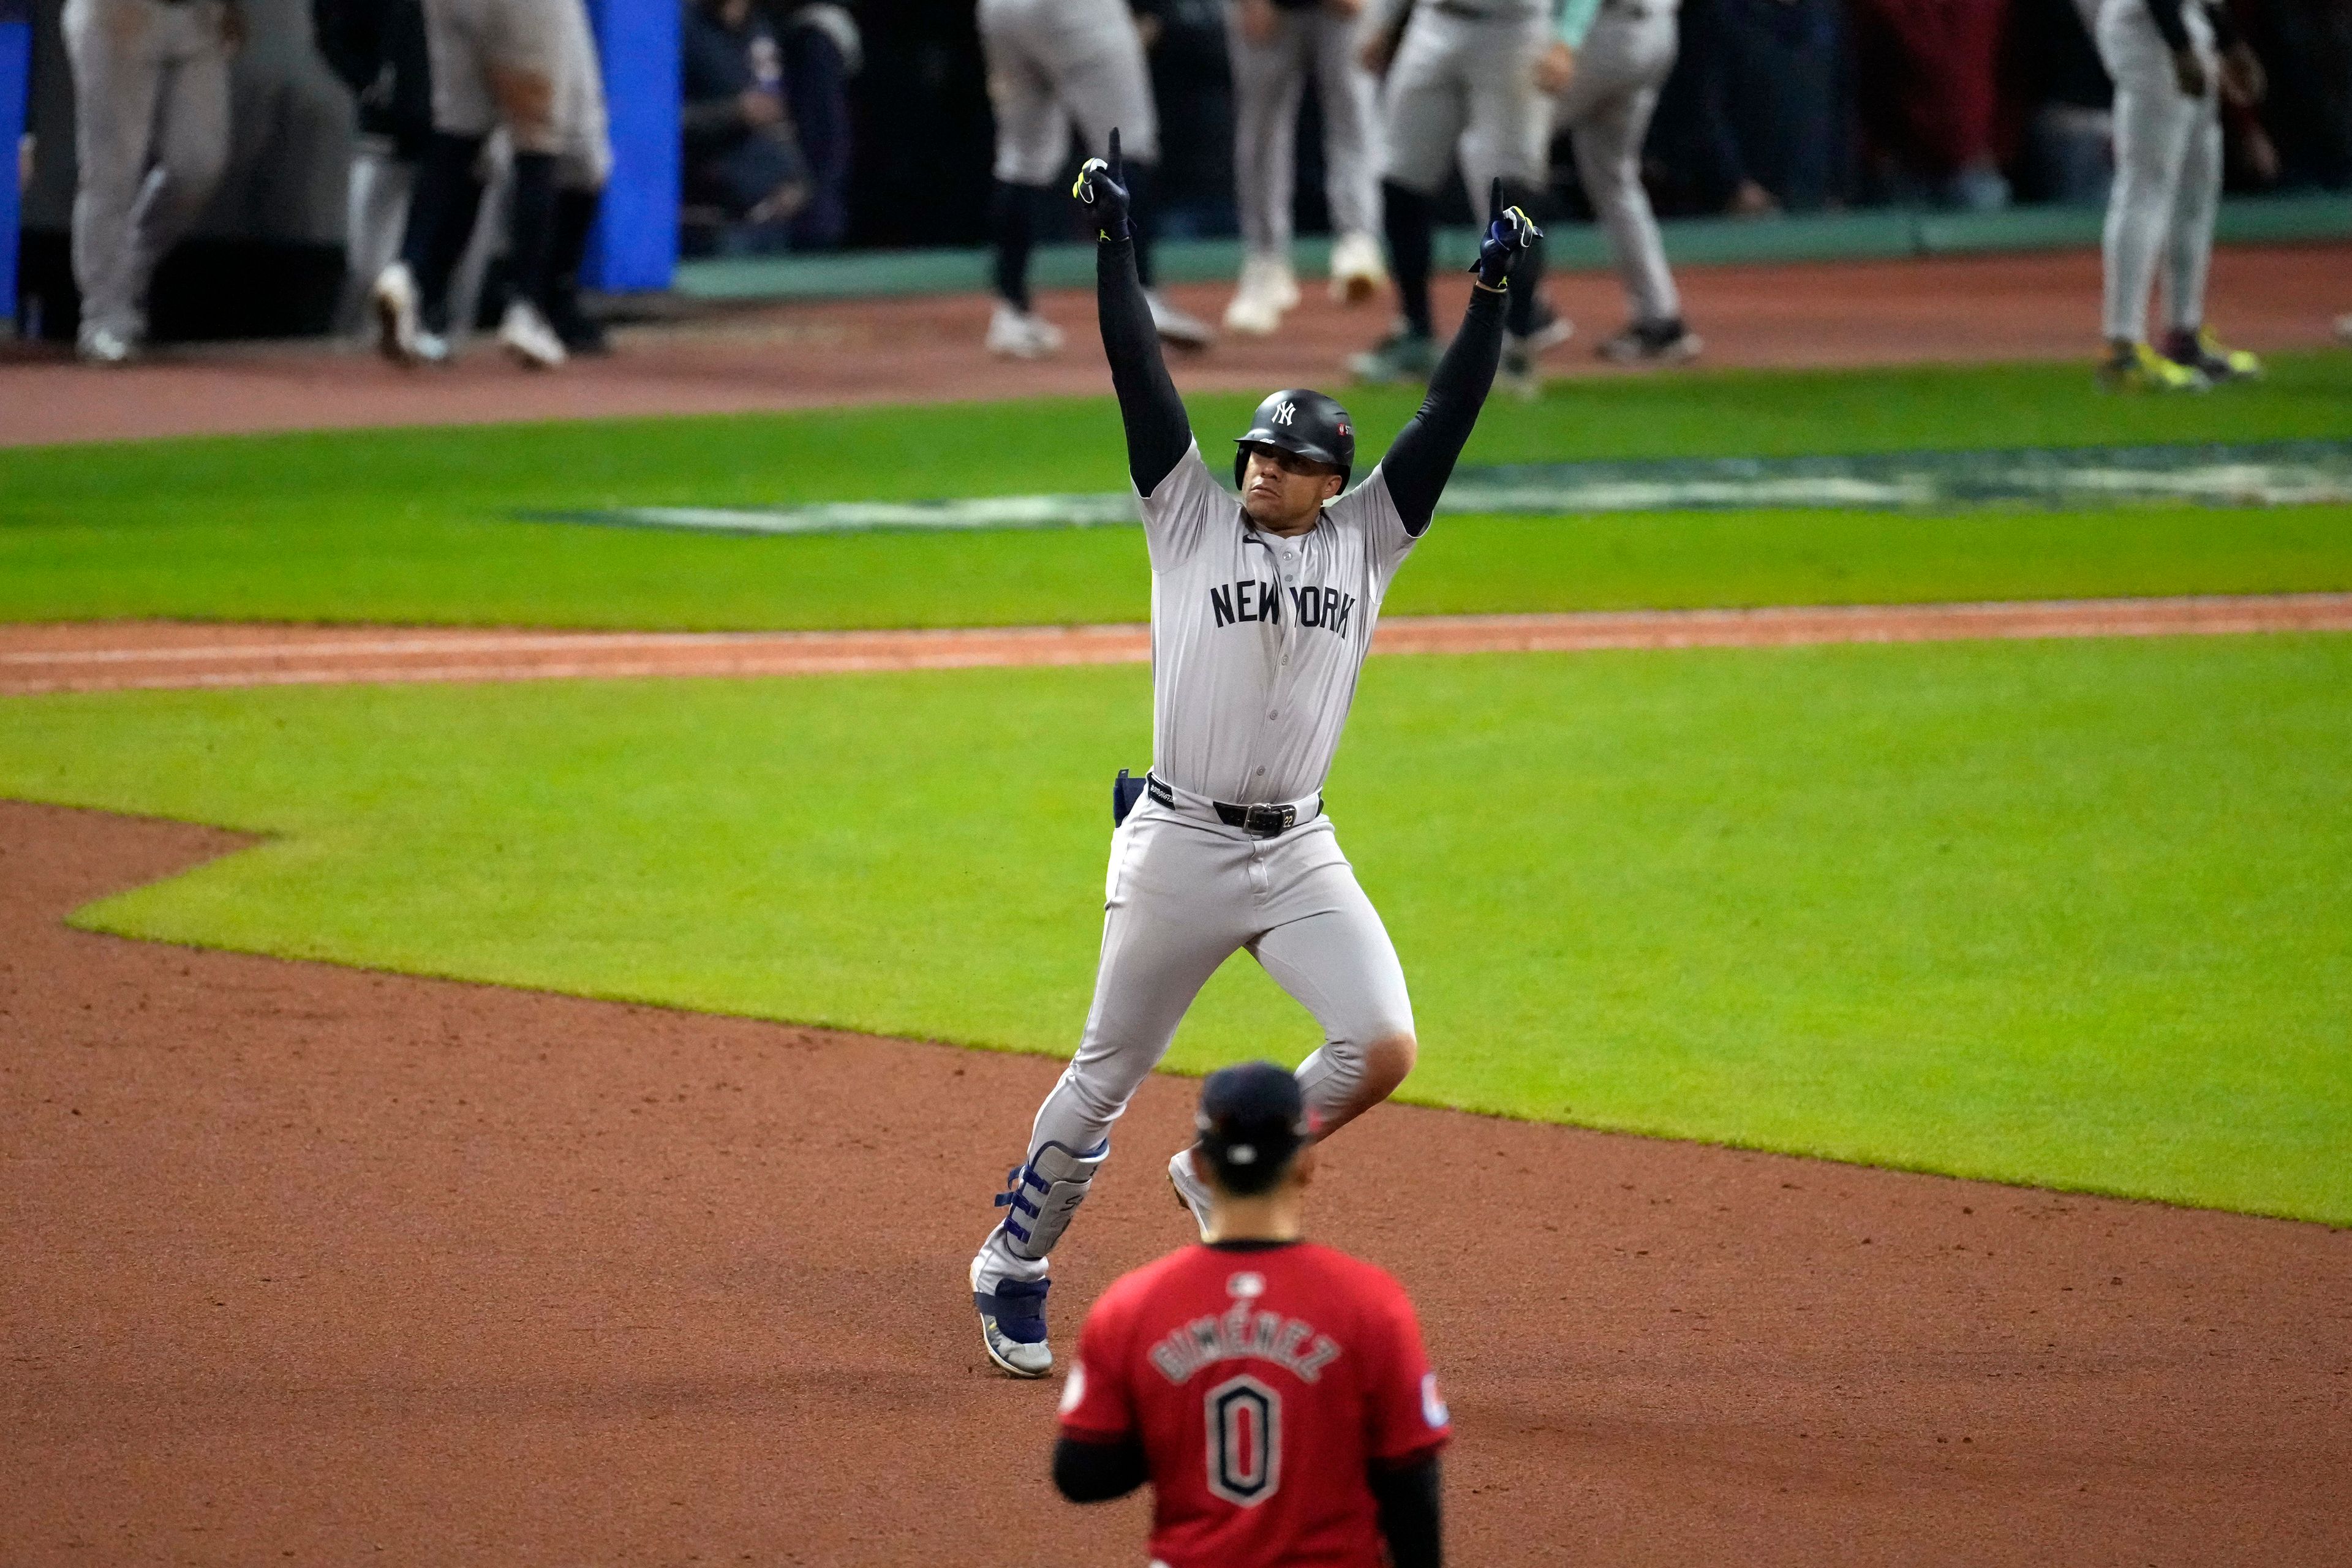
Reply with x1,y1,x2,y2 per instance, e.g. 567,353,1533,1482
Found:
1420,1371,1450,1430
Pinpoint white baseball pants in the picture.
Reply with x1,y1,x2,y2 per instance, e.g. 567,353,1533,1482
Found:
1379,7,1553,198
423,0,606,172
61,0,232,343
981,790,1414,1286
979,0,1161,184
1228,4,1383,257
1553,2,1682,325
2096,0,2220,343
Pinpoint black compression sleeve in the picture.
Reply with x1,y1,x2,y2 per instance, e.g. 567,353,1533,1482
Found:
2147,0,2191,52
1368,1453,1444,1568
1054,1434,1150,1502
1379,285,1507,536
1098,237,1193,496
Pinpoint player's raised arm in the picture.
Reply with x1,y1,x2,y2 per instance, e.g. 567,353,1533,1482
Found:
1378,181,1537,535
1077,130,1193,497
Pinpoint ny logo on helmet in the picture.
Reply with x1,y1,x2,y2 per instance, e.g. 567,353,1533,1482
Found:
1272,402,1296,426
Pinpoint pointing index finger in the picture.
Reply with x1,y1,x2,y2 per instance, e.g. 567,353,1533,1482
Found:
1109,127,1123,182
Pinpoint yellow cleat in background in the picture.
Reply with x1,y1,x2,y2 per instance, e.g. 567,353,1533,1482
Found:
2163,327,2263,382
2098,341,2209,392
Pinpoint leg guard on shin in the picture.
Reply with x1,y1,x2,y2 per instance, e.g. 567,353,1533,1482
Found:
991,1136,1110,1262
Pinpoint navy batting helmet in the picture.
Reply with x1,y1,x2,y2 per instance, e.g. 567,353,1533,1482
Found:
1234,388,1355,490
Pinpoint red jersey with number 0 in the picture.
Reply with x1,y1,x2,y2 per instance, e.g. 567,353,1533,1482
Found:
1058,1240,1450,1568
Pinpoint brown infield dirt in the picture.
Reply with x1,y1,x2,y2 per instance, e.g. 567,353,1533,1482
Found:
4,801,2350,1567
7,594,2352,695
1,242,2346,448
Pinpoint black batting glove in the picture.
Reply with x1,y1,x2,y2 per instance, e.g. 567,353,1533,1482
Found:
1469,178,1540,291
1074,127,1134,244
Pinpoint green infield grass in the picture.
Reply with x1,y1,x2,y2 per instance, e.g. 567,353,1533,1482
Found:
3,354,2350,628
3,633,2345,1223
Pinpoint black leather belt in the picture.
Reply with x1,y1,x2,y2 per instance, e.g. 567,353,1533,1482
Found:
1145,773,1319,839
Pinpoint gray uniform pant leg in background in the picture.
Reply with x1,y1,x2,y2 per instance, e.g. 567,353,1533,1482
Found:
423,0,569,151
1379,9,1550,200
1229,6,1381,257
984,802,1414,1284
555,0,611,190
61,0,231,342
980,0,1159,186
340,142,416,334
2097,0,2217,342
1555,4,1680,324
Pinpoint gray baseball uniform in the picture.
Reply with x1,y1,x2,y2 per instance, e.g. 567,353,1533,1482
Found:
61,0,232,347
423,0,605,168
979,0,1159,184
1229,1,1382,257
1372,0,1553,199
974,440,1420,1295
2093,0,2220,344
1551,0,1681,325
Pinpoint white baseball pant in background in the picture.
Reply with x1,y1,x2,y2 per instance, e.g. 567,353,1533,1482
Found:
2096,0,2220,343
979,0,1160,184
1553,0,1681,325
423,0,600,157
61,0,232,344
1379,6,1553,200
1229,3,1382,258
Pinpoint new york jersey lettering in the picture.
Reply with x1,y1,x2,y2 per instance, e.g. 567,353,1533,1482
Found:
1134,442,1420,803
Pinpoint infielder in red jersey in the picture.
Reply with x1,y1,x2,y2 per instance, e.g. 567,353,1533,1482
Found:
1052,1062,1449,1568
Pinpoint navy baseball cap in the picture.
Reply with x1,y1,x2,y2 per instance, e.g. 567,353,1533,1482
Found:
1196,1061,1310,1193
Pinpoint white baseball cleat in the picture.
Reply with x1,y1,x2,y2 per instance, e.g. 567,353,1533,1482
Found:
1329,230,1388,305
498,300,569,370
970,1252,1055,1378
1147,290,1216,351
1222,254,1298,336
371,262,446,366
77,326,137,366
1167,1147,1214,1241
986,301,1065,360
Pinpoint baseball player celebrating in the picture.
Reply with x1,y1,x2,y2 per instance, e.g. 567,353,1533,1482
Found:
1053,1061,1450,1568
1221,0,1389,336
969,127,1535,1379
1351,0,1568,391
2092,0,2267,389
1547,0,1698,363
978,0,1213,358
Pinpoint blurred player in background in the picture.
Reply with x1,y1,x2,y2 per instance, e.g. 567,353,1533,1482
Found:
1054,1061,1450,1568
61,0,240,363
1221,0,1388,336
372,0,609,368
1549,0,1699,363
316,0,432,338
979,0,1215,358
1351,0,1567,391
2092,0,2267,389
